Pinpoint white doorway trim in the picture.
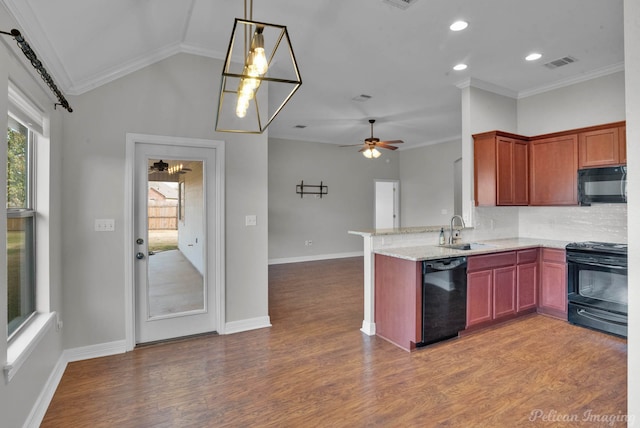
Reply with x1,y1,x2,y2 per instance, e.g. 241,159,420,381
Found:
124,133,225,351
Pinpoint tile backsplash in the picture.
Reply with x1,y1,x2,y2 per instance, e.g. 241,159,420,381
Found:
473,204,627,244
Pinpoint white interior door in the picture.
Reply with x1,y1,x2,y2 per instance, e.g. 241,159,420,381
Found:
134,142,218,343
375,180,400,229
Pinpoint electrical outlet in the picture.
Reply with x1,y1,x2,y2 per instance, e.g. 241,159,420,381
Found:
245,215,257,226
305,240,313,246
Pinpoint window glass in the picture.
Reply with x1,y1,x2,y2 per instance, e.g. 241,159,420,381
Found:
7,116,29,209
7,114,36,338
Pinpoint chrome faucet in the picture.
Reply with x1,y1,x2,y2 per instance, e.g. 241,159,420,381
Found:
449,215,466,244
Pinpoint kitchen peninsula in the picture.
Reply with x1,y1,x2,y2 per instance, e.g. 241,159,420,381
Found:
349,227,570,351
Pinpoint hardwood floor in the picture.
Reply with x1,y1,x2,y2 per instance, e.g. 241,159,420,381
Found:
41,257,627,427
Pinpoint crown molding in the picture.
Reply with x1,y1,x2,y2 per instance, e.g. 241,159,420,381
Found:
456,78,518,99
517,62,625,98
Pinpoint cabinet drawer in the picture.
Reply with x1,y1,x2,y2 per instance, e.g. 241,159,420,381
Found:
542,248,565,263
517,248,538,265
468,251,516,272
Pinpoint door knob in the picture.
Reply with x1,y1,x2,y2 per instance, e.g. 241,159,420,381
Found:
136,252,145,260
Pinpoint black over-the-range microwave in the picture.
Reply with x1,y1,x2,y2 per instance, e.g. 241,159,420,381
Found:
578,166,627,206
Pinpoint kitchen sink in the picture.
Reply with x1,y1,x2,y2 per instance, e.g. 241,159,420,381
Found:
443,242,496,251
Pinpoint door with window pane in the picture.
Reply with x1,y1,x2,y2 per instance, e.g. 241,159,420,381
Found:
134,142,218,343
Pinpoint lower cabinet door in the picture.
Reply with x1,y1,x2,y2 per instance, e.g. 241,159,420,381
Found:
517,262,538,312
540,254,568,319
467,270,492,327
493,266,517,319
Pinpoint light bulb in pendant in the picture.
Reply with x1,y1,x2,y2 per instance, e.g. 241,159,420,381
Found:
252,48,268,75
251,28,268,75
236,95,250,118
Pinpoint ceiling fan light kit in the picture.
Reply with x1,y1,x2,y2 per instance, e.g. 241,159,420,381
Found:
215,0,302,133
362,148,382,158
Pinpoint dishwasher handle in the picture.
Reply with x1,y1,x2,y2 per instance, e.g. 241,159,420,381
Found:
423,257,467,272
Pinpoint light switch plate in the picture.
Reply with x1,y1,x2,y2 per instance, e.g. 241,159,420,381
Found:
95,219,115,232
245,215,257,226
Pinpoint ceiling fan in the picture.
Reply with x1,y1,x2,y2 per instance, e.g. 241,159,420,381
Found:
149,160,169,172
148,160,192,174
341,119,403,158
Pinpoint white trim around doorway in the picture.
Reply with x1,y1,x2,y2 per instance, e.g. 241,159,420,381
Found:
124,133,226,351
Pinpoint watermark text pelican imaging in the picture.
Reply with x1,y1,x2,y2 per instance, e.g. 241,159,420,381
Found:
529,409,634,426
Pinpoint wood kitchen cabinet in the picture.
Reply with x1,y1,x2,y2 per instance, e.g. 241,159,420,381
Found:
374,254,422,351
516,249,538,312
473,121,625,207
466,270,493,326
474,132,528,206
619,125,627,164
538,248,567,320
578,123,626,168
529,134,578,205
466,252,517,328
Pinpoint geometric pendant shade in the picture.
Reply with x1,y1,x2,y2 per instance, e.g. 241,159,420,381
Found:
215,18,302,133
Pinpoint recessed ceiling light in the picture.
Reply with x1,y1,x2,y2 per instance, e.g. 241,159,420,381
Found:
450,20,468,31
453,63,467,71
526,52,542,61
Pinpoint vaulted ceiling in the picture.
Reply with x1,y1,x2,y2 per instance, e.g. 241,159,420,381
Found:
1,0,624,149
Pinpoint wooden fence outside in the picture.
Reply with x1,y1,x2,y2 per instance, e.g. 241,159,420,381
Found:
148,200,178,230
7,218,24,232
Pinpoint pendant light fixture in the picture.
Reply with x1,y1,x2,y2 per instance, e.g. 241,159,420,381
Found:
215,0,302,133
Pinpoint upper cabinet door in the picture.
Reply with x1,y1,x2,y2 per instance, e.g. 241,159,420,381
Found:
578,127,621,168
512,140,529,205
475,133,528,207
496,137,515,205
529,135,578,206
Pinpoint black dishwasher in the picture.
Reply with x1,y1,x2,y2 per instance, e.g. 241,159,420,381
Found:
418,257,467,347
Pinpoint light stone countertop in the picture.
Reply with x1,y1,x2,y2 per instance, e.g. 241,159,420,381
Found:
348,225,459,237
373,237,571,262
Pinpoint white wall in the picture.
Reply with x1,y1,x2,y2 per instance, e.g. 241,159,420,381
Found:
399,140,462,227
518,71,626,135
268,137,399,263
61,52,269,349
624,0,639,420
470,86,518,134
0,6,64,426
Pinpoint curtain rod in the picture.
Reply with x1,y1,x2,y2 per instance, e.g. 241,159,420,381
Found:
1,29,73,112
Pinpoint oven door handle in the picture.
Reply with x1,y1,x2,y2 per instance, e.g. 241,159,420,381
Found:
577,309,627,326
570,261,627,270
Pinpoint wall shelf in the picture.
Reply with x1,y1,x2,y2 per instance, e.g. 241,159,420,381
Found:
296,181,328,198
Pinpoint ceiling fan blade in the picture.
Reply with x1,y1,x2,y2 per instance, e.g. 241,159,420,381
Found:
378,139,403,145
340,143,366,147
376,143,399,150
358,146,369,153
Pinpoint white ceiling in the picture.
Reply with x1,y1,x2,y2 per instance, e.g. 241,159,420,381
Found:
1,0,625,149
